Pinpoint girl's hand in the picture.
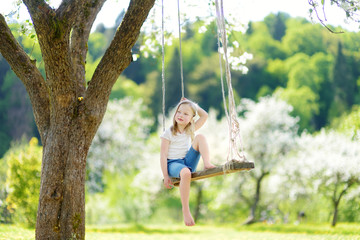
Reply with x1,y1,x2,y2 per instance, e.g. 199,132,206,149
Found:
181,97,187,102
163,175,173,189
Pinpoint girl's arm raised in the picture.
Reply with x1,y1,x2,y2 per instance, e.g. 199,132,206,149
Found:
194,105,208,131
160,138,172,189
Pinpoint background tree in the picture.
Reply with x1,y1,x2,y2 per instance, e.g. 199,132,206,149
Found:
239,96,299,224
282,130,360,226
188,54,223,115
311,52,334,129
332,105,360,140
282,21,326,56
86,98,154,223
263,12,289,41
0,0,155,239
165,47,184,112
332,42,356,108
87,98,152,193
4,138,42,228
0,145,11,224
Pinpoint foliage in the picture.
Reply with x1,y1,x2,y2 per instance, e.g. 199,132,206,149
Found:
87,32,108,61
277,86,319,132
0,154,11,223
264,12,290,41
86,98,156,224
1,12,360,153
4,138,42,228
86,172,154,224
110,77,146,100
332,105,360,140
280,130,360,226
282,21,326,56
206,96,299,222
240,96,299,174
87,97,153,193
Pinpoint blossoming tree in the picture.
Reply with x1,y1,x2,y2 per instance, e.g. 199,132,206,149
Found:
208,96,299,224
282,130,360,226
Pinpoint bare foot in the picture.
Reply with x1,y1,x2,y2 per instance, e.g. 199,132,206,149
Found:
183,209,195,226
204,163,216,170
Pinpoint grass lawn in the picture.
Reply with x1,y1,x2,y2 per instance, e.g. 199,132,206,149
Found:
1,223,359,240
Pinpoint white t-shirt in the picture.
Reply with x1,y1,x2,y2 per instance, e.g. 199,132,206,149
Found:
161,127,191,159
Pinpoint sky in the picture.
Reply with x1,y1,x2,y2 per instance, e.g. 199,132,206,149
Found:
1,0,358,32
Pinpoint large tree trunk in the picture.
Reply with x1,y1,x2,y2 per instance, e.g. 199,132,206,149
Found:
0,0,155,239
36,118,92,239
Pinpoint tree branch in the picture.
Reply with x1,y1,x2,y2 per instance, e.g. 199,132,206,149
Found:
24,0,85,44
0,14,50,142
70,0,107,97
23,0,54,33
56,0,87,29
308,0,345,34
84,0,155,131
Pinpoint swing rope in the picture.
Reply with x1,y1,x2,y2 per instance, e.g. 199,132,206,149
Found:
177,0,185,99
161,0,166,131
161,0,246,162
215,0,246,162
160,0,253,186
215,5,230,162
161,0,185,132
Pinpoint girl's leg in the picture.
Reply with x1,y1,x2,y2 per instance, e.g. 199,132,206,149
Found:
192,134,215,169
179,167,195,226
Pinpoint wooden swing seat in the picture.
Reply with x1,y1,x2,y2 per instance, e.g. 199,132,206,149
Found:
170,160,254,187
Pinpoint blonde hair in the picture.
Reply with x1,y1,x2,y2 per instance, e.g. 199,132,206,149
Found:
171,99,198,141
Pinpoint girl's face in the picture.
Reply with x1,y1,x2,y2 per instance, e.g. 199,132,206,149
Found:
175,103,194,128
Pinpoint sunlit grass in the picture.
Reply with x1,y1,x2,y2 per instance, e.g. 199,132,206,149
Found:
236,222,360,235
1,223,359,240
0,224,34,240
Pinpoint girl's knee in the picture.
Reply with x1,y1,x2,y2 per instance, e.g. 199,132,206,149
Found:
192,134,207,150
180,167,191,179
195,134,206,141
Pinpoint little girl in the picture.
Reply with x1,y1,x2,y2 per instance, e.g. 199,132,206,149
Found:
160,98,215,226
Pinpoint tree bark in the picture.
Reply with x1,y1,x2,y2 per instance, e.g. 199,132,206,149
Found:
0,0,155,239
0,14,49,141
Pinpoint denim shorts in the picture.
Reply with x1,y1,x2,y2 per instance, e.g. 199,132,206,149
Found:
167,147,201,178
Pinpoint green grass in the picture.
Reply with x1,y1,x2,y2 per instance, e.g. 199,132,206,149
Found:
237,222,360,235
1,223,359,240
0,224,34,240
